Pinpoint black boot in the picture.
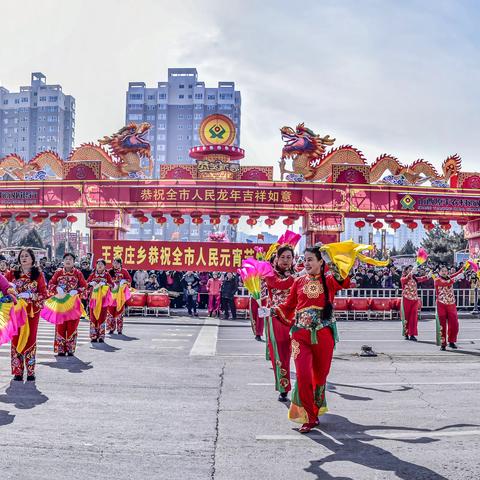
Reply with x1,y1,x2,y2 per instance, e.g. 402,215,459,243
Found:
404,335,409,340
448,342,458,349
255,335,262,342
409,336,417,341
278,392,288,402
13,375,23,381
66,351,74,357
440,345,446,351
26,375,35,381
57,352,66,357
98,338,104,343
91,339,98,343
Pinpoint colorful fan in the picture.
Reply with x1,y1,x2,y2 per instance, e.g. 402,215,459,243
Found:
465,259,479,273
89,285,114,320
111,283,131,312
238,258,274,306
265,229,302,261
41,293,87,325
320,239,390,280
416,248,429,266
0,297,27,348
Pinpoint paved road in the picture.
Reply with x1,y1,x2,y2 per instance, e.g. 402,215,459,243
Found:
1,313,479,479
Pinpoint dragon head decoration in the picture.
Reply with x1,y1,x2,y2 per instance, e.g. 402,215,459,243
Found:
99,122,152,177
280,123,335,161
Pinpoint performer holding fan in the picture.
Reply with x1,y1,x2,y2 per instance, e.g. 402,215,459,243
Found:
44,253,87,356
107,258,132,335
87,259,114,343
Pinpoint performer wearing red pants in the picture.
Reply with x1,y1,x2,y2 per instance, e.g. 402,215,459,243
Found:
6,248,47,381
435,265,464,351
400,265,430,341
264,245,296,401
206,272,222,317
107,258,132,335
86,259,113,343
48,253,87,356
275,245,350,433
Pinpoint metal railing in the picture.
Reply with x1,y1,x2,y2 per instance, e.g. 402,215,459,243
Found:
337,288,477,311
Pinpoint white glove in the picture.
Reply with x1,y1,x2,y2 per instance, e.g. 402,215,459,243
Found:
56,286,65,296
18,292,31,299
99,281,106,286
89,281,97,287
411,265,418,274
120,280,127,285
257,307,270,318
69,289,78,296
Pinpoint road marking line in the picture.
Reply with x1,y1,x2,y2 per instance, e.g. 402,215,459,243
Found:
189,318,219,356
256,429,480,441
151,339,189,342
248,381,480,386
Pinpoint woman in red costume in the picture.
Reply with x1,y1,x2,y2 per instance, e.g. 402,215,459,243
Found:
400,265,430,341
263,244,296,402
435,265,465,351
6,248,47,381
275,245,350,433
107,258,132,335
48,252,87,356
87,259,113,343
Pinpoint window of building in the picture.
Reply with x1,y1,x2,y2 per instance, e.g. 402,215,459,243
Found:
219,93,233,100
159,93,167,99
178,124,184,129
21,97,28,103
48,96,58,102
177,135,183,140
157,154,166,162
158,104,166,109
3,100,8,105
188,95,192,99
194,104,203,110
147,95,155,100
179,84,185,89
157,113,166,120
147,105,156,110
178,114,184,119
146,115,155,121
186,114,192,119
178,95,184,99
158,123,166,129
39,96,46,101
158,145,166,151
14,99,20,104
207,94,216,100
194,93,203,100
49,126,57,132
177,156,183,161
157,133,166,140
194,113,202,119
207,105,216,111
129,93,143,100
186,135,191,140
177,146,183,151
128,114,143,121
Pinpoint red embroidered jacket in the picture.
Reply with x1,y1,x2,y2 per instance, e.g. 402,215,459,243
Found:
6,270,48,314
276,273,350,327
86,271,114,296
401,273,429,301
264,269,295,310
434,268,463,305
48,268,87,296
109,268,132,286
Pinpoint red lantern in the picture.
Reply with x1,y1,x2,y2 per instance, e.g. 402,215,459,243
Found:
32,216,43,224
424,223,434,231
457,219,468,226
174,217,185,225
384,214,395,224
210,216,221,225
192,217,203,225
373,221,384,230
37,209,49,219
354,220,366,229
56,210,67,220
283,218,294,226
15,215,25,223
247,218,257,227
0,212,12,221
155,216,167,225
228,218,239,225
390,221,401,231
132,210,144,219
265,218,275,227
365,214,376,224
441,222,451,231
139,216,149,224
50,215,60,223
66,215,77,223
407,221,418,230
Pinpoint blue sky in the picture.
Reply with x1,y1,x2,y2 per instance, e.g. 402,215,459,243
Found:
1,0,479,176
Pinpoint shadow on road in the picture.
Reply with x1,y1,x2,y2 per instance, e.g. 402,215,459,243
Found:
0,409,15,426
40,356,94,373
417,340,480,357
109,334,139,342
91,342,121,353
327,382,413,402
0,380,49,410
304,414,477,479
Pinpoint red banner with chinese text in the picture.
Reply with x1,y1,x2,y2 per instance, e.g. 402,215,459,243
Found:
93,240,271,272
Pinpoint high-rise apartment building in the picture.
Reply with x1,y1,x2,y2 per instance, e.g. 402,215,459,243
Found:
0,72,75,160
125,68,241,178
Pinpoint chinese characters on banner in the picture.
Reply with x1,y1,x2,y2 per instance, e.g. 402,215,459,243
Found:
93,240,271,272
129,186,301,205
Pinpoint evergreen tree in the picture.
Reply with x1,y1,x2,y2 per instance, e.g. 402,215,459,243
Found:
400,239,416,255
421,226,467,266
390,246,399,257
19,228,44,248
